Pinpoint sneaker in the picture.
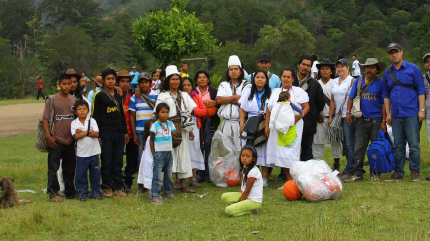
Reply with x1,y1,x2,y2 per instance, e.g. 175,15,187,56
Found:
344,175,363,183
251,210,259,215
337,172,352,181
426,176,430,181
114,190,127,197
385,172,403,182
50,196,64,202
164,193,178,199
102,189,113,198
263,178,268,188
370,175,380,182
174,180,181,190
411,172,420,182
151,196,164,205
189,179,202,188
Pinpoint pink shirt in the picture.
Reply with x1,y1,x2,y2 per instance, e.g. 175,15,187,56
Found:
196,86,211,101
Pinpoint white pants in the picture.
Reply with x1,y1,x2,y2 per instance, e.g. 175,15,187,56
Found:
312,143,341,160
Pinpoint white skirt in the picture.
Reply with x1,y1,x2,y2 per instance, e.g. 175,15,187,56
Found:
189,117,205,170
266,119,304,168
137,138,153,189
255,142,269,167
221,119,242,152
173,129,193,179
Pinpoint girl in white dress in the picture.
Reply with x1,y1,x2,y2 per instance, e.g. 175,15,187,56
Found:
137,119,156,199
265,68,310,180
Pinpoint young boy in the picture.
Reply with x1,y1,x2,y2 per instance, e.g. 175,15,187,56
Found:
71,100,102,201
43,74,77,202
150,103,177,205
92,68,129,198
129,72,159,191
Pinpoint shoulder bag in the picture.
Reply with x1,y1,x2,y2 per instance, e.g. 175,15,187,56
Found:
35,95,56,152
171,91,195,133
240,98,268,147
352,76,378,118
388,68,416,92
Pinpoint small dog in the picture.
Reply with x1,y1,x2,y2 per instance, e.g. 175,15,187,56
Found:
0,177,31,208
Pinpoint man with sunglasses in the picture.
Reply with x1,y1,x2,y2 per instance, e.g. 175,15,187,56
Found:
382,43,425,182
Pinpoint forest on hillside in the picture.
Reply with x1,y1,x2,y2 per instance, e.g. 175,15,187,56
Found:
0,0,429,98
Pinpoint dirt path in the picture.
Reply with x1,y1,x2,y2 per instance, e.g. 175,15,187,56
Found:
0,103,45,137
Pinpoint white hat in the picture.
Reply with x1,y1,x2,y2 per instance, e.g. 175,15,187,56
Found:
166,65,180,78
228,55,242,68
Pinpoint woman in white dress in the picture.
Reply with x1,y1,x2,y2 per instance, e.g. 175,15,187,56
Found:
238,69,271,187
265,68,310,180
153,65,197,193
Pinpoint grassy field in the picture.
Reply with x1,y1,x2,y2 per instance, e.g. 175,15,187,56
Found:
0,98,45,106
1,132,430,240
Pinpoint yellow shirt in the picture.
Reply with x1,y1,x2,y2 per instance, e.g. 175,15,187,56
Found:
180,72,189,78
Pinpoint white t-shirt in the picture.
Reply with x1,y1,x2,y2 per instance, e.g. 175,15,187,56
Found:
352,60,361,76
71,118,101,157
241,166,263,203
217,80,250,119
318,79,334,117
312,61,319,75
331,76,354,118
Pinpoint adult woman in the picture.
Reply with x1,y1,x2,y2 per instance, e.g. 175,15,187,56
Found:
265,68,310,180
182,77,206,188
238,69,271,186
154,65,197,193
312,58,342,170
327,59,356,180
194,70,220,182
217,55,250,151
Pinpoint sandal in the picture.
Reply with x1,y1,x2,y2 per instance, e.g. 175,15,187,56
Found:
181,186,195,193
174,180,181,190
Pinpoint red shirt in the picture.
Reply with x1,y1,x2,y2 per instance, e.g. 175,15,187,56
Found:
122,90,133,138
37,79,43,89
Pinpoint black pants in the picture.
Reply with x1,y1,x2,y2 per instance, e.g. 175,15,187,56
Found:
47,141,76,199
37,88,45,100
100,131,125,191
300,133,314,161
197,119,212,181
124,141,139,187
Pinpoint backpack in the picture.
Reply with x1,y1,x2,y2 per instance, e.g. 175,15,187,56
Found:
366,130,396,173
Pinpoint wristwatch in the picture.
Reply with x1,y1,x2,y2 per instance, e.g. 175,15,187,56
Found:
420,109,425,112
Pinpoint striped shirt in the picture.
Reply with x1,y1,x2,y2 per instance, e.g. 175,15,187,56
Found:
129,90,158,133
150,120,176,152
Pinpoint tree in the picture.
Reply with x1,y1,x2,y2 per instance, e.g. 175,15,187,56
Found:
132,0,218,67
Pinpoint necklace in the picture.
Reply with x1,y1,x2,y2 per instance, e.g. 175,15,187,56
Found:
159,121,170,140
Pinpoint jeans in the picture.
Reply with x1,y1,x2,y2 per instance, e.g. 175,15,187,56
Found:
100,131,125,191
151,152,173,197
392,115,421,175
352,118,382,176
36,88,45,100
47,141,76,199
124,140,139,187
75,155,101,199
221,192,262,217
300,133,314,161
342,118,356,175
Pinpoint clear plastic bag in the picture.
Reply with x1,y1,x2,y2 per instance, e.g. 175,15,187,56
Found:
290,160,343,202
209,130,240,187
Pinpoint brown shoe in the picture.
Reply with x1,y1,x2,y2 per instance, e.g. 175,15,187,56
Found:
103,189,114,198
114,190,127,197
51,196,64,202
385,172,403,182
411,172,420,182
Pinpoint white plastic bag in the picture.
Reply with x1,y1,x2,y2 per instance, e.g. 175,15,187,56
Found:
290,160,343,202
209,130,240,187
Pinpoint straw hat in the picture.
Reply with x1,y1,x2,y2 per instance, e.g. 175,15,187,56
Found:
116,70,134,81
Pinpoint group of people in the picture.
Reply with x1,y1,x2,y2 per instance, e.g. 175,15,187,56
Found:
40,42,430,216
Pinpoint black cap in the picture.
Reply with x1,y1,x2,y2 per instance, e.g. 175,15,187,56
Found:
387,43,402,53
336,59,349,66
257,53,271,62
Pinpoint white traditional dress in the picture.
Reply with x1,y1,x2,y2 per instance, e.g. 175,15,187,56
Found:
189,115,205,170
137,136,153,189
266,87,309,168
238,87,268,166
217,80,250,151
154,90,197,179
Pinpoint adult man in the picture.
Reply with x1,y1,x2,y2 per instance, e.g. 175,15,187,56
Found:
351,55,361,78
80,73,90,94
293,55,325,161
311,55,319,79
312,58,341,170
382,43,425,182
344,58,387,182
129,66,139,90
180,63,189,78
36,76,45,100
87,76,103,104
421,53,430,181
246,53,281,90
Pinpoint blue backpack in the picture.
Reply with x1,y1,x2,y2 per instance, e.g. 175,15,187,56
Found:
367,130,396,173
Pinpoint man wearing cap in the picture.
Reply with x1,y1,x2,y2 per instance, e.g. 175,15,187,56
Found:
421,53,430,181
87,76,103,104
382,43,425,182
217,55,250,151
293,54,325,161
128,72,159,191
36,76,45,100
312,58,341,169
80,73,90,94
129,66,139,90
246,53,281,90
344,58,387,182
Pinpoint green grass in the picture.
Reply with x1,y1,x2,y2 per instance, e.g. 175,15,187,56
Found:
1,132,430,240
0,98,45,106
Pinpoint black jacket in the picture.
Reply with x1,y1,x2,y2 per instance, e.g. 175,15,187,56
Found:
293,76,325,135
92,89,127,134
208,86,221,129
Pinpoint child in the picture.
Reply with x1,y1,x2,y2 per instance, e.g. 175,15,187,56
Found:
150,103,177,204
278,91,303,114
221,146,263,217
71,100,102,201
43,74,77,202
137,118,157,199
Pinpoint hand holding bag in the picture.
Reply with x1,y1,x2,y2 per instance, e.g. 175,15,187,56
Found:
35,95,55,152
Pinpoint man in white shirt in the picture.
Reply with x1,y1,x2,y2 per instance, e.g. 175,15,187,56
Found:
352,55,361,78
311,55,319,79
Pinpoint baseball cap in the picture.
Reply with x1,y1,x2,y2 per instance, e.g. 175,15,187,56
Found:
138,72,151,82
387,43,402,53
257,53,271,62
336,59,348,66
